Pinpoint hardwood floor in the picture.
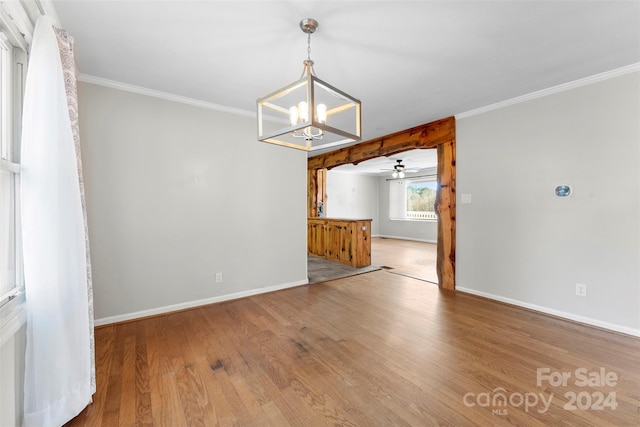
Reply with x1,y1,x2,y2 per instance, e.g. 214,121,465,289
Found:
371,237,438,283
67,271,639,426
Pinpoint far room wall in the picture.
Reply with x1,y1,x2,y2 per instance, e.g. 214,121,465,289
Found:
377,167,438,242
325,168,438,242
325,171,380,236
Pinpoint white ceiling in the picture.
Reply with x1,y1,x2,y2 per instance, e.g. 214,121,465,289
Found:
331,148,437,176
53,1,640,157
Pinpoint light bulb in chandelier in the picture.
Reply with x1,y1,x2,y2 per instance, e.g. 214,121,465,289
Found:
289,102,328,140
316,103,327,123
288,102,327,126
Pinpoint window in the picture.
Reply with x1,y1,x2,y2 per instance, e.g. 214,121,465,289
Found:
389,176,438,221
0,31,26,308
406,179,437,220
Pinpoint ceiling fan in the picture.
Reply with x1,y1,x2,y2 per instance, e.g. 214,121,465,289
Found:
381,159,420,178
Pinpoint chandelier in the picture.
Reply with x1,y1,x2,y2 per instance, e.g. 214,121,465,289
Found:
257,18,361,151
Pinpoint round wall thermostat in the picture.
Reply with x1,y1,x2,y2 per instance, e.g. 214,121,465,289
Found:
555,185,571,197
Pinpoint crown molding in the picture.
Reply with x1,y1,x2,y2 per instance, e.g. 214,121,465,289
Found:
456,63,640,120
78,74,257,118
80,63,640,123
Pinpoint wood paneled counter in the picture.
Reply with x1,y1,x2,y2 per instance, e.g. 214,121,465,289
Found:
308,218,372,268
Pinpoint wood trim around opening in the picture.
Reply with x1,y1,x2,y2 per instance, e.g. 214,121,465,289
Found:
307,116,456,290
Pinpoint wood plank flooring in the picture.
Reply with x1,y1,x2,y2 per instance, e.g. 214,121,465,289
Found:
371,237,438,283
67,271,639,426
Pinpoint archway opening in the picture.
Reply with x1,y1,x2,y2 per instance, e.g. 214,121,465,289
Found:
307,116,456,290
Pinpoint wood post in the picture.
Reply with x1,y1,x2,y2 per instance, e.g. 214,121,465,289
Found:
307,168,327,217
307,116,456,290
435,136,456,290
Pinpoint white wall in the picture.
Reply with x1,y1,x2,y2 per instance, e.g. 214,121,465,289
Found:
78,82,308,323
325,169,439,241
377,169,438,242
325,171,380,235
456,70,640,334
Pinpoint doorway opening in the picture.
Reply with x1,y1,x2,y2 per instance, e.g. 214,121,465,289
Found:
325,148,438,283
307,117,456,290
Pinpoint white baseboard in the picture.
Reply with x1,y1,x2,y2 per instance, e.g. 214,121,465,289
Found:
94,279,309,327
377,235,437,244
456,287,640,338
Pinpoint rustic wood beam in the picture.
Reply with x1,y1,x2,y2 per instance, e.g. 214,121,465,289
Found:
307,116,456,291
308,117,455,170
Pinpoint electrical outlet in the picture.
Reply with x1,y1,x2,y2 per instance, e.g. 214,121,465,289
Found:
575,283,587,297
216,272,223,283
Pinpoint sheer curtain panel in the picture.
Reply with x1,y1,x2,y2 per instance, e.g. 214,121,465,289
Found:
21,16,94,427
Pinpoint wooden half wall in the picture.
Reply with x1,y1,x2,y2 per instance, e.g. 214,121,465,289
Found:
307,116,456,290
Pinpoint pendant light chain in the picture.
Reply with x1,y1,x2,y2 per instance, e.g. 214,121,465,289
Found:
307,32,312,61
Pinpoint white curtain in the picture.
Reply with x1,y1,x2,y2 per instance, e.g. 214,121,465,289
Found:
21,16,94,427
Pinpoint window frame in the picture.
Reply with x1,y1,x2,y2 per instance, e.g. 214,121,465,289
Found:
0,28,27,343
405,177,438,221
388,175,438,222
